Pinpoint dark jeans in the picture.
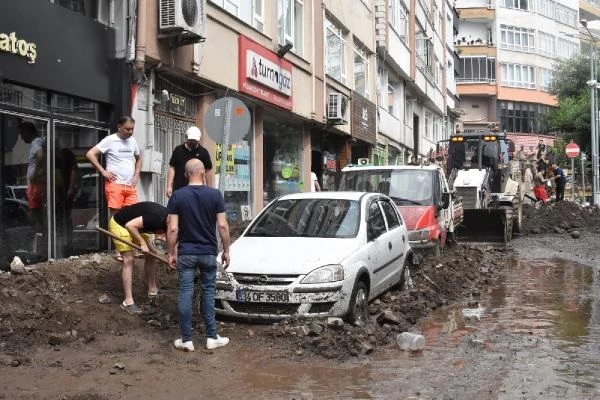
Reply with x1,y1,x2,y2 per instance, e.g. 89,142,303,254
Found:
177,254,217,342
556,184,565,201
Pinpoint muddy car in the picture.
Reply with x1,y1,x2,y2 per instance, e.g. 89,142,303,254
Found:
215,191,412,324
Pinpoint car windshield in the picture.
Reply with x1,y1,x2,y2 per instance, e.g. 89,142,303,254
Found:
246,198,360,238
340,169,434,205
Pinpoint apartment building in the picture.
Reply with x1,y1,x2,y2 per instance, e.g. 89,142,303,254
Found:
375,0,454,164
454,0,580,148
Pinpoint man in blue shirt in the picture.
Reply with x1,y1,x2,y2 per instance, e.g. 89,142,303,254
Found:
551,164,566,201
166,159,231,352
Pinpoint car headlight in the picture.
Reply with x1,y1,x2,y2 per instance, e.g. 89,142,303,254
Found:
408,228,430,241
216,258,231,283
301,264,344,284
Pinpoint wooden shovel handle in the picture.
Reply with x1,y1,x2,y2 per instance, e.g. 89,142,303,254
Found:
95,226,169,265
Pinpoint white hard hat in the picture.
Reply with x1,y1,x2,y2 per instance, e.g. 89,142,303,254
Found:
186,126,201,140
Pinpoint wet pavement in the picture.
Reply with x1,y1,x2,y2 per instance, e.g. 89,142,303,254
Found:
232,256,600,399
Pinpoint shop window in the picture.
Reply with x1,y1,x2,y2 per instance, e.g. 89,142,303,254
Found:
0,82,49,111
51,94,104,122
264,120,304,203
326,18,346,83
215,141,252,222
278,0,304,57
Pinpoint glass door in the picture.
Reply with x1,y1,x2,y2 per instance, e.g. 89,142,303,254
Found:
52,121,109,258
0,112,50,263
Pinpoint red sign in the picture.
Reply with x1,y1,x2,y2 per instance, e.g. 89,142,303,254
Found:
565,142,580,158
238,35,293,110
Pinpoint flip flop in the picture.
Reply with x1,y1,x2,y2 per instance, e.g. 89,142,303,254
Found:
114,255,123,262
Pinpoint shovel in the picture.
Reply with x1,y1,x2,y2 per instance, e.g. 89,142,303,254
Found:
95,226,169,265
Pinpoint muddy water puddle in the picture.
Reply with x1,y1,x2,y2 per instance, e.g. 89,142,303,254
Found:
236,257,600,399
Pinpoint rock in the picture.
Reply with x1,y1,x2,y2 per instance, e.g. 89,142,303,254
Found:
248,329,255,337
554,226,566,234
570,230,581,239
10,257,26,275
11,359,20,367
356,339,374,354
377,310,401,325
296,325,311,336
48,333,63,346
308,323,323,336
114,362,125,370
98,294,112,304
326,317,344,329
89,253,102,266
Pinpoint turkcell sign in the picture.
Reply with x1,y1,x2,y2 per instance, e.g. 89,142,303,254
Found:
246,50,292,96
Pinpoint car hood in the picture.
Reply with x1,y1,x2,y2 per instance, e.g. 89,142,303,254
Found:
228,237,360,275
398,205,436,230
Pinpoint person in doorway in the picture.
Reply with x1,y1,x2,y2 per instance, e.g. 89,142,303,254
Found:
166,159,230,352
166,126,213,197
110,201,167,314
551,164,566,201
310,171,321,192
19,121,46,234
86,116,142,262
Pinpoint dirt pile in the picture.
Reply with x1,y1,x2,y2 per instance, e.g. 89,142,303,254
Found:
265,244,508,360
0,242,508,362
521,201,600,235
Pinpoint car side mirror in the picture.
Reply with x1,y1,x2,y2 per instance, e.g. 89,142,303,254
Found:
440,192,450,209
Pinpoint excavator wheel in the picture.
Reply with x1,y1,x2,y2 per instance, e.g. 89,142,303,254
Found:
513,185,523,235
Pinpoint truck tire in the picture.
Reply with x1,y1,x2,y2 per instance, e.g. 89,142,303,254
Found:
513,185,523,235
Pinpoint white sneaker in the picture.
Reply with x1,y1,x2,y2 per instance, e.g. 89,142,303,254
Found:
206,335,229,350
174,339,195,352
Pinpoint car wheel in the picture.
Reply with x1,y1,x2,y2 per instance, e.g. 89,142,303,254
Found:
394,257,412,290
345,280,368,325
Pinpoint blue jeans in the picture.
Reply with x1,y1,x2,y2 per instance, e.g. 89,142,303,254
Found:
177,254,217,342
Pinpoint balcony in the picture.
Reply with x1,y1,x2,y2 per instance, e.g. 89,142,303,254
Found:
456,42,497,57
458,6,496,21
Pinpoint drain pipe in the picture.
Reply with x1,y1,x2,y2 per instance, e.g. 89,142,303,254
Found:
134,0,146,73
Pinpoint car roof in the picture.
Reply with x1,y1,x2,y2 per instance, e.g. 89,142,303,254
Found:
341,165,441,172
276,191,374,201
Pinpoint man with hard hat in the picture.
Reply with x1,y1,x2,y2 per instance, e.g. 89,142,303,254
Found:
166,126,213,197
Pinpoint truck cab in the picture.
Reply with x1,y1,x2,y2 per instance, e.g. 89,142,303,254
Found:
340,165,463,254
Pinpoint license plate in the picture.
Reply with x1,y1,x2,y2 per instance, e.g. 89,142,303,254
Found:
236,289,290,303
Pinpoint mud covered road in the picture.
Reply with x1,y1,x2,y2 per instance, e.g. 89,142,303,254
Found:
1,202,600,399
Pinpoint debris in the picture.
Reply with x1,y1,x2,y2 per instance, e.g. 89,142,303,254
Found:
98,294,112,304
10,257,26,275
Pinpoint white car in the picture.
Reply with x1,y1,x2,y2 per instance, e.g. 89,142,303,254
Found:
215,191,413,324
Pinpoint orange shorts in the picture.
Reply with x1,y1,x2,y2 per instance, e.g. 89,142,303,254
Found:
105,180,138,210
27,183,46,209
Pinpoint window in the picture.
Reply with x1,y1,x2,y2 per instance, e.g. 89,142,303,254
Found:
539,68,553,91
354,43,369,97
499,101,551,133
555,3,577,27
538,0,555,19
367,202,386,240
458,57,496,83
538,32,555,57
500,25,535,53
326,18,346,83
380,200,401,229
278,0,304,57
556,38,578,58
387,83,396,115
501,63,535,89
389,0,408,43
424,112,432,140
211,0,264,31
499,0,533,11
416,35,433,79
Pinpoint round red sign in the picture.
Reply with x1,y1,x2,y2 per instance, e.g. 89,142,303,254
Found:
565,142,580,158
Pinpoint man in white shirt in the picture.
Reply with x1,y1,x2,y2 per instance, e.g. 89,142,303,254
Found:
311,171,321,192
86,116,142,261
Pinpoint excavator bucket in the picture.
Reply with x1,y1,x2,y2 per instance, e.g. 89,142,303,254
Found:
455,208,512,246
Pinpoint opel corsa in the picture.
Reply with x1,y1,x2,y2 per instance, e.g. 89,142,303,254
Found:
215,192,412,323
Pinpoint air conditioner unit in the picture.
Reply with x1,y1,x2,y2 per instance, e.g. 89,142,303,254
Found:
357,158,370,166
327,93,348,124
159,0,206,39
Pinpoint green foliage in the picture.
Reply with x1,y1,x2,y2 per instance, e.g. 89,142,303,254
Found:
546,54,594,154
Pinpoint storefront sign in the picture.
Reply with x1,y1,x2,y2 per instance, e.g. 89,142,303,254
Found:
239,35,293,110
0,32,37,64
215,144,236,174
351,92,376,145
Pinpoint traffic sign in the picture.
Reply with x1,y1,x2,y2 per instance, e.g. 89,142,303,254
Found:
566,142,580,158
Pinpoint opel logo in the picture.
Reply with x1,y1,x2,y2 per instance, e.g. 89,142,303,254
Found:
258,275,269,285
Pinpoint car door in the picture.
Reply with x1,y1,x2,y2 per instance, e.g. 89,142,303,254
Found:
377,198,407,290
366,199,401,297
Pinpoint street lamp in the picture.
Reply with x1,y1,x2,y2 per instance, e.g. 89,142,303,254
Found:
580,19,600,206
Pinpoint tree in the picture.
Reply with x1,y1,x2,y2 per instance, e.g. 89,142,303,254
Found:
545,54,594,155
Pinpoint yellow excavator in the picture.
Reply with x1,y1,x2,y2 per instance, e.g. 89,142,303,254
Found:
441,127,522,246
